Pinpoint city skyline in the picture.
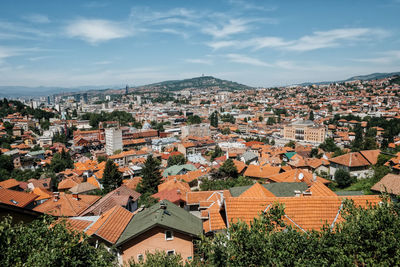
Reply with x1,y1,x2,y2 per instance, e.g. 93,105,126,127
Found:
1,0,400,89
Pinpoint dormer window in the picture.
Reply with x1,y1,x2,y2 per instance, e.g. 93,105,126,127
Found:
165,230,173,240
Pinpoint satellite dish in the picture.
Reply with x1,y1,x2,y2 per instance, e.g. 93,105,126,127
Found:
298,173,304,181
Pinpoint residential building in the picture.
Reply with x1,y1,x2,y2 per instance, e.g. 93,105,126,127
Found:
105,128,123,156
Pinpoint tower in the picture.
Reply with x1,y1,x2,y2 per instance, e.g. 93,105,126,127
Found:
125,84,129,95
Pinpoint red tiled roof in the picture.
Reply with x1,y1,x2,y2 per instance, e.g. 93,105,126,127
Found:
0,188,38,208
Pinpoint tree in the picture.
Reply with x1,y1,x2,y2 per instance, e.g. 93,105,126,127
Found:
129,251,185,267
0,216,115,266
309,110,314,121
335,169,354,188
221,128,231,135
266,117,276,125
211,145,223,161
50,149,73,173
195,198,400,266
102,160,123,193
209,111,218,128
137,155,162,194
138,192,159,208
218,159,238,178
167,154,187,167
186,115,202,125
285,140,296,149
319,138,340,152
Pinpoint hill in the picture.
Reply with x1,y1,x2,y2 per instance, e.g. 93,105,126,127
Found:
132,76,253,92
297,71,400,86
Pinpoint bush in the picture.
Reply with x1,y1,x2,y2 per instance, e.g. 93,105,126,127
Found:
334,169,355,188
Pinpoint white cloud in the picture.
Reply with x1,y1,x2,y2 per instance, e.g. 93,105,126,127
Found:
202,19,250,38
351,50,400,64
286,28,388,51
66,19,131,44
208,28,389,52
0,21,50,40
22,14,50,24
228,0,277,11
226,53,271,66
185,58,213,65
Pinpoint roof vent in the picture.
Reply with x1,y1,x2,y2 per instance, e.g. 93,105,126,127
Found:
160,201,167,209
294,190,301,197
303,191,312,197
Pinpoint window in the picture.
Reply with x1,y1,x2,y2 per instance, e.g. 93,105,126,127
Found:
165,230,173,240
10,199,18,205
137,254,143,262
167,250,175,256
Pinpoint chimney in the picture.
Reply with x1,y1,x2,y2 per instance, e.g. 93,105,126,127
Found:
53,192,60,202
160,201,167,209
177,189,181,195
303,191,312,197
294,190,301,197
313,173,317,182
72,193,80,200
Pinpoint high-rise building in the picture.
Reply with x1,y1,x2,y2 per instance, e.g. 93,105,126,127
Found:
105,128,123,155
82,93,88,104
47,96,51,105
74,94,81,102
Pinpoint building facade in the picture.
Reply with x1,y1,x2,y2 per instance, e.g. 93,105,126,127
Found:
105,128,123,155
283,120,326,144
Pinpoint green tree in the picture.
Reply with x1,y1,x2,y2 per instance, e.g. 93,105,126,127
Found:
309,110,314,121
186,115,202,125
0,216,115,266
218,159,238,178
137,155,162,194
167,154,187,167
209,111,218,128
129,250,185,267
266,117,276,125
211,145,223,161
221,127,231,135
285,140,296,149
319,138,340,153
50,149,73,173
102,160,123,193
335,169,354,188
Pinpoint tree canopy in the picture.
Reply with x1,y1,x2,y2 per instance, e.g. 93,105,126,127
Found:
102,160,123,193
0,216,115,266
137,155,162,195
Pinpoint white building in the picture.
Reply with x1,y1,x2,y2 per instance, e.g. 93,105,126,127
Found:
105,128,123,156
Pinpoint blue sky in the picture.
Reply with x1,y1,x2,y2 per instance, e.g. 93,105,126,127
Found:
0,0,400,87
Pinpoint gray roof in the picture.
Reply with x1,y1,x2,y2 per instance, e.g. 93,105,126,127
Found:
163,164,197,177
335,191,365,196
241,151,258,162
229,182,309,197
116,200,202,246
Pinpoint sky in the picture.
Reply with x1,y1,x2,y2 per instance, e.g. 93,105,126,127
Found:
0,0,400,88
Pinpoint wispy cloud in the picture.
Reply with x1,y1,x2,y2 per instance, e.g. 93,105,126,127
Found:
202,19,252,38
22,14,50,24
65,19,131,44
0,21,51,40
185,58,213,65
286,28,389,51
228,0,277,12
226,53,271,66
208,28,389,51
351,50,400,64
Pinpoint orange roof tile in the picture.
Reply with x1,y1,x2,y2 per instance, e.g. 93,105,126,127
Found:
33,193,100,217
244,164,281,179
86,205,133,244
0,178,20,189
0,188,38,207
239,183,275,198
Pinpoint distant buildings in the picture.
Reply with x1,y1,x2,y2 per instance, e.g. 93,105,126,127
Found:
181,123,210,138
283,119,326,144
105,128,123,155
